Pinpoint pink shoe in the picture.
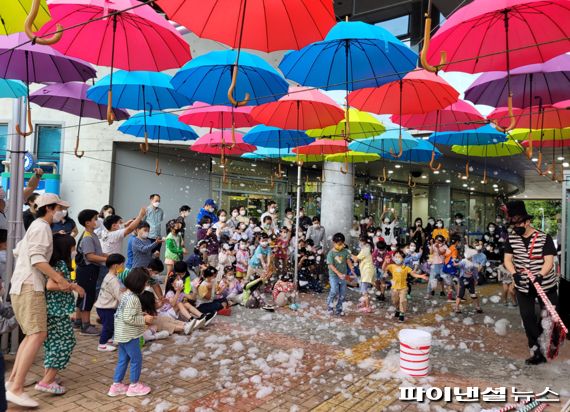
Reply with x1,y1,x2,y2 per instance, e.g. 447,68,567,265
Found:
126,382,151,397
357,306,372,313
107,382,129,397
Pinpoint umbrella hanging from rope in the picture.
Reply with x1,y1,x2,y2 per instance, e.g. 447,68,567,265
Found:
179,102,258,129
488,105,570,130
0,32,96,137
1,0,52,36
30,82,129,158
38,0,191,124
510,128,570,142
242,147,295,159
0,79,27,99
421,0,570,132
391,100,484,132
306,108,385,140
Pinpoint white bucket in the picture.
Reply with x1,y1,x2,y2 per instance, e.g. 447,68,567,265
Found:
398,329,432,377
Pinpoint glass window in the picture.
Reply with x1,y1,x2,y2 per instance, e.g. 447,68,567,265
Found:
36,124,62,165
0,123,7,173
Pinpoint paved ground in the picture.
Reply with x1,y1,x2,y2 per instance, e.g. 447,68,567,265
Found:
5,282,570,412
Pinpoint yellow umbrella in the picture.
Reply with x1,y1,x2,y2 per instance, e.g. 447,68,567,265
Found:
325,151,380,163
306,108,385,140
509,128,570,141
282,154,325,163
451,139,524,157
1,0,52,35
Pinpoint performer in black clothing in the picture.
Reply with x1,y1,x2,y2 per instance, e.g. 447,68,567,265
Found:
503,201,558,365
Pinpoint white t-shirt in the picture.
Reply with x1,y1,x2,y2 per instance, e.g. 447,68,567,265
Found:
100,228,127,255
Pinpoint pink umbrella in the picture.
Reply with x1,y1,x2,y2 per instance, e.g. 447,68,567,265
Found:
190,130,256,156
293,139,348,155
250,86,345,130
488,105,570,130
179,102,257,129
554,100,570,110
391,100,484,131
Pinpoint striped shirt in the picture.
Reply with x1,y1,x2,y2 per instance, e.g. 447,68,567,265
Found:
114,291,145,343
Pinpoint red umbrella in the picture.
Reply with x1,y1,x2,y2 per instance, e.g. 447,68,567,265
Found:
488,106,570,130
554,100,570,110
250,86,345,131
190,130,256,156
391,100,485,132
179,102,258,129
293,139,348,155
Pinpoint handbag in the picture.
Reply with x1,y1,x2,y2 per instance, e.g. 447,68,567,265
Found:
74,232,87,267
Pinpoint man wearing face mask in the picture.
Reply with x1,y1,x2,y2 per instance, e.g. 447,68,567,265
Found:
298,207,312,231
504,201,558,365
196,199,219,226
306,216,326,250
144,194,164,253
449,213,468,248
260,201,279,230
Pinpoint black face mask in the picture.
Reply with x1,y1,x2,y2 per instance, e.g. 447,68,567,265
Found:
513,226,526,236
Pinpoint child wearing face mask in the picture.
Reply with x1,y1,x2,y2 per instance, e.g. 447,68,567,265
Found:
351,236,375,313
373,240,388,301
197,217,219,267
326,233,355,316
453,248,483,314
431,219,449,241
274,227,291,276
237,206,249,224
235,239,250,280
164,220,185,277
228,208,240,230
380,208,398,246
427,235,448,298
217,266,243,305
380,241,399,301
385,250,428,322
217,243,236,280
283,208,294,231
247,233,273,280
404,242,422,298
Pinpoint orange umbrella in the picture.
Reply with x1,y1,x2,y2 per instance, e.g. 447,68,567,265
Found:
292,139,348,155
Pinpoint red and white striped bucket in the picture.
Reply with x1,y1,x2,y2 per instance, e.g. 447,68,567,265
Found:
398,329,432,377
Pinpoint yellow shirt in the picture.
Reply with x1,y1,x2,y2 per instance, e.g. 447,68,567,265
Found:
386,264,413,290
432,228,449,241
357,246,375,284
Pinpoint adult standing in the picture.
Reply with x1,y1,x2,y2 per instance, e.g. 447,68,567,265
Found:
298,207,312,231
6,194,74,408
95,205,115,237
196,199,219,225
23,193,40,231
227,207,240,230
145,194,164,252
51,208,78,237
504,201,558,365
409,218,426,251
260,201,279,230
306,216,326,251
449,213,468,245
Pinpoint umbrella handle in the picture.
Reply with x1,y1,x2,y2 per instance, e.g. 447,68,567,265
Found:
492,94,516,132
525,138,534,159
155,158,162,176
228,65,250,107
389,137,403,158
465,160,470,178
429,151,442,171
482,168,488,184
107,90,116,125
378,166,387,183
74,132,84,158
408,174,416,188
536,151,544,175
419,5,447,73
25,0,63,45
340,157,349,174
270,173,275,189
139,132,149,154
274,162,284,177
16,101,34,137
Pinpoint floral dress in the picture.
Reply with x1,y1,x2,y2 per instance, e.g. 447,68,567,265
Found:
44,260,76,370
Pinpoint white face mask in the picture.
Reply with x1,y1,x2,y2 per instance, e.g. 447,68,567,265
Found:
475,246,482,251
140,231,149,239
455,219,462,224
299,211,304,217
393,257,403,265
376,231,381,237
200,248,207,253
152,201,160,208
260,241,269,248
240,243,248,250
202,223,211,229
313,223,320,228
488,226,495,233
232,212,239,218
62,209,68,217
384,219,390,224
222,243,230,250
240,210,246,216
219,216,227,222
227,275,235,281
287,214,293,219
52,210,66,223
428,220,435,225
436,223,443,228
269,208,276,214
391,246,397,251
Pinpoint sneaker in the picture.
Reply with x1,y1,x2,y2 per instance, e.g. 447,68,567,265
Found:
204,312,217,327
476,308,483,314
72,319,81,329
107,382,129,397
154,331,170,340
439,291,445,297
394,311,400,318
430,290,435,296
262,305,275,312
80,325,100,336
525,351,547,365
217,307,232,316
6,391,39,407
184,319,197,335
194,317,207,330
97,344,117,352
327,307,334,315
34,381,66,395
335,311,345,317
398,314,405,322
107,339,115,345
126,382,151,397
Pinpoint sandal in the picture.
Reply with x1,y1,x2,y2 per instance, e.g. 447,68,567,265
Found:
35,381,66,395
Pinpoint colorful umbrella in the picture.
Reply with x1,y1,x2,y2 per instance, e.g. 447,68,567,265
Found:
509,128,570,142
0,79,27,99
157,0,335,53
554,100,570,109
522,139,570,148
242,147,295,159
191,131,256,156
171,50,288,106
465,54,570,108
0,32,96,136
282,154,326,163
421,0,570,132
391,100,484,132
488,105,570,130
325,151,380,163
243,126,313,149
293,139,348,155
179,102,257,129
347,130,419,155
389,139,442,163
306,108,385,140
250,87,344,131
1,0,51,35
119,112,197,141
30,82,129,157
451,140,524,157
428,125,507,146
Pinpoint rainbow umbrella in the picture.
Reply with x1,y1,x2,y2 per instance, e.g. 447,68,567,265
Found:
242,147,295,159
488,105,570,130
509,128,570,142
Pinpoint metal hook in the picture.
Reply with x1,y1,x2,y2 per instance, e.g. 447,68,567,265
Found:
16,100,34,137
429,150,442,171
492,94,516,132
419,0,446,73
378,166,387,183
155,157,162,176
339,157,349,174
25,0,63,45
389,136,403,158
408,174,416,188
227,65,250,107
139,132,149,153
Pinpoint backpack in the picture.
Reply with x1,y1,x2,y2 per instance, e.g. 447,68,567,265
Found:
75,232,88,267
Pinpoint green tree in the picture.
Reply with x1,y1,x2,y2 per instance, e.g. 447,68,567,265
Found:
524,200,561,237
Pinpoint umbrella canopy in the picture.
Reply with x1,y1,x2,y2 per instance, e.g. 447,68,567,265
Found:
554,100,570,109
348,129,419,154
179,102,257,129
387,139,442,163
521,139,570,148
119,112,198,141
348,70,460,115
0,79,27,99
451,140,524,157
30,82,129,120
464,54,570,108
429,124,507,146
243,126,314,149
293,139,348,155
488,105,570,130
242,147,295,159
157,0,335,53
191,130,256,155
0,32,96,83
37,0,190,71
172,50,288,106
87,71,191,110
250,86,344,130
325,151,380,163
426,0,570,73
391,100,484,131
0,0,51,35
509,128,570,142
306,108,385,140
279,21,418,91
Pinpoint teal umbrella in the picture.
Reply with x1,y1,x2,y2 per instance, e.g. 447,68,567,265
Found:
242,147,295,159
0,79,27,98
348,129,418,154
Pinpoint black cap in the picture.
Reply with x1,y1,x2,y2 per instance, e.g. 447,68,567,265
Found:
506,200,532,223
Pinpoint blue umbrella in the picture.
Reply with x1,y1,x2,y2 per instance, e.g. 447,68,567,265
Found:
243,125,314,149
242,147,295,159
118,112,198,141
428,124,507,146
171,50,289,106
348,129,418,154
0,79,26,98
279,21,417,91
394,139,442,163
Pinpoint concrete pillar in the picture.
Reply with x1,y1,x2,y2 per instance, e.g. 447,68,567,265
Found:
320,162,354,246
428,183,451,225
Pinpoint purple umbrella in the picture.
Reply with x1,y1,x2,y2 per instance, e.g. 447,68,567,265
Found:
30,82,129,157
0,32,96,136
465,54,570,109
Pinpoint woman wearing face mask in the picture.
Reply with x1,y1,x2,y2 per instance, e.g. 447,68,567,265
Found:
197,217,220,267
450,213,468,247
425,217,436,239
236,206,249,225
227,208,240,230
431,219,449,241
409,218,425,251
213,209,233,243
283,208,294,231
95,205,115,237
481,222,502,261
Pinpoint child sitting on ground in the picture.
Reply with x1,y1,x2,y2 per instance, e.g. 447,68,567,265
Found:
351,236,375,313
272,274,297,309
242,270,274,310
217,266,243,306
196,266,230,316
163,262,205,321
217,243,235,280
454,248,483,314
385,250,428,322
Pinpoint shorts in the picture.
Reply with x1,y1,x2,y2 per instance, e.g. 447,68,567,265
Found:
360,282,372,294
375,268,384,281
164,258,176,265
501,272,513,285
11,284,47,335
440,273,453,286
76,264,99,312
458,277,477,299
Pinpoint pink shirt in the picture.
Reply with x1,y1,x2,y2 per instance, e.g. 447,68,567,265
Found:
430,244,448,265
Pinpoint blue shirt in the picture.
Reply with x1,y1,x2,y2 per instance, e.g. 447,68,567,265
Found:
196,208,218,225
458,259,478,279
145,206,164,239
472,252,487,267
249,245,271,268
131,237,156,269
51,217,77,235
126,235,135,269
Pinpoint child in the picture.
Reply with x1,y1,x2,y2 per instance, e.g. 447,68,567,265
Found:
235,239,250,280
385,250,428,322
217,243,235,280
442,236,461,301
242,271,274,310
163,261,205,322
35,234,85,395
196,266,230,315
454,248,483,314
164,219,185,276
351,236,375,313
326,233,355,316
380,240,399,300
373,239,388,301
138,291,196,340
497,264,517,307
217,266,243,306
94,254,125,352
427,235,448,298
131,221,163,270
197,217,219,267
472,240,488,280
404,241,422,298
247,233,272,280
108,268,154,397
272,274,297,308
274,227,291,276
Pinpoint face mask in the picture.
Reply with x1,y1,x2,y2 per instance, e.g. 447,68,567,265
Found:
334,244,343,251
104,211,113,218
416,222,422,227
227,275,235,281
222,244,230,250
152,202,160,208
384,219,390,224
249,245,256,253
287,214,293,219
240,210,246,216
391,246,397,251
486,245,493,251
436,223,443,228
181,212,189,218
428,220,435,225
488,226,495,233
263,224,271,229
52,210,66,223
368,232,374,238
203,223,211,229
241,233,248,240
269,208,276,214
409,245,416,252
240,244,248,250
95,219,103,229
140,232,149,239
200,248,207,253
299,212,304,217
260,241,269,247
219,216,227,222
62,209,68,217
119,223,125,230
455,219,462,224
393,257,403,265
376,231,381,237
313,223,320,228
513,226,526,236
475,246,482,251
306,245,313,252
